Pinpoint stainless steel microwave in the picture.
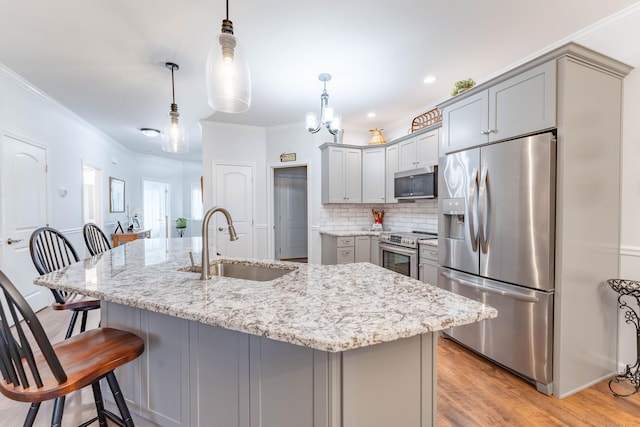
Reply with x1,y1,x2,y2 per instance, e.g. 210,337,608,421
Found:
394,166,437,199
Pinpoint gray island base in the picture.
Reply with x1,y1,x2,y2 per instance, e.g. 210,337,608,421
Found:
34,238,496,427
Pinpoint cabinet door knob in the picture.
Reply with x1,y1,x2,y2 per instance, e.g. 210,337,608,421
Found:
6,238,22,245
481,130,491,135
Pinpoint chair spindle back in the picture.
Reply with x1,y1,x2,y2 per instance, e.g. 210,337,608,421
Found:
29,227,80,304
82,223,112,256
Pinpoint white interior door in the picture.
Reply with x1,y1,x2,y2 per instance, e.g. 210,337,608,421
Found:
214,164,254,257
1,134,49,312
274,167,307,260
144,180,170,238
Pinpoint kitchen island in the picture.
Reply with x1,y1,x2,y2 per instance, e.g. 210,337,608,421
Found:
34,238,496,427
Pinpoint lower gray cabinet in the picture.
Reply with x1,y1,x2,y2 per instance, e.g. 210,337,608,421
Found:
321,234,371,265
103,301,438,427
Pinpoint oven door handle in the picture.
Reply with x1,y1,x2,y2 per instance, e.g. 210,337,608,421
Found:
379,243,417,257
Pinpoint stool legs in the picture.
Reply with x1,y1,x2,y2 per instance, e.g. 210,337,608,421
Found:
24,402,40,427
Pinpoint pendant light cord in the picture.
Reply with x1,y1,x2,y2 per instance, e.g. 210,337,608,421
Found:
226,0,229,20
171,65,176,105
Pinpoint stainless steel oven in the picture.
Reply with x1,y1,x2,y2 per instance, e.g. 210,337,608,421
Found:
378,231,437,280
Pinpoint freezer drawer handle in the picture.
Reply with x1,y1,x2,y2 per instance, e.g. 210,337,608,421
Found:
440,272,540,303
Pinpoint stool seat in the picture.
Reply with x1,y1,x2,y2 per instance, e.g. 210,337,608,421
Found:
51,293,100,311
1,328,143,403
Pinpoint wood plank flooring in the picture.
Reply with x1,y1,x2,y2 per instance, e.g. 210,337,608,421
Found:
438,336,640,426
2,308,639,426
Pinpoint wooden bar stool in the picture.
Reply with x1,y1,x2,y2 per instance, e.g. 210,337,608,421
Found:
0,270,144,426
83,223,112,256
29,227,101,339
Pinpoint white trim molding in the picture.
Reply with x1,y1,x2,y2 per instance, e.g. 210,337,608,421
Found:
620,245,640,257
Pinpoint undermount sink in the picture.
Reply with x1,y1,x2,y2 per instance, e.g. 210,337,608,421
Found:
179,262,297,282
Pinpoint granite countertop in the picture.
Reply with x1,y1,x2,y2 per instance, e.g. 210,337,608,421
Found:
34,238,495,353
419,239,438,247
319,229,382,237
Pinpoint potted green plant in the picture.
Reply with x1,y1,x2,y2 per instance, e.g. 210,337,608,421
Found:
451,78,476,96
176,217,187,229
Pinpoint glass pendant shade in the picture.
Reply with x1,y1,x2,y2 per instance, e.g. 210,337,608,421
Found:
329,114,342,131
161,110,189,153
206,32,251,113
305,112,318,131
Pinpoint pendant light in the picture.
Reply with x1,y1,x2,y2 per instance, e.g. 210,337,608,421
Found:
205,0,251,113
161,62,189,153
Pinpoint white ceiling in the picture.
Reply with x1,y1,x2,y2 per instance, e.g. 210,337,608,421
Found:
1,1,639,162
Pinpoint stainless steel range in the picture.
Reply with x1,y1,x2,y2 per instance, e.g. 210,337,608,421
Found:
378,231,437,279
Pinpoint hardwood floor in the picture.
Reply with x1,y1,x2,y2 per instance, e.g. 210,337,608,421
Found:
438,336,640,426
2,308,640,426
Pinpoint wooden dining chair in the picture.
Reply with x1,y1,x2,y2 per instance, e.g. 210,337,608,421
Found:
29,227,101,339
0,270,144,427
83,222,112,256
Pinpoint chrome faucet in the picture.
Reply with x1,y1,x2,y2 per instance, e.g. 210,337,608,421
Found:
201,207,239,280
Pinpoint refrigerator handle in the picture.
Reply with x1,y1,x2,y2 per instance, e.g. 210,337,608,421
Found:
440,271,540,303
478,167,489,254
468,168,479,252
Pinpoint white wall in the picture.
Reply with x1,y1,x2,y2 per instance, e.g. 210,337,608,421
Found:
618,68,640,367
0,64,200,261
201,121,267,256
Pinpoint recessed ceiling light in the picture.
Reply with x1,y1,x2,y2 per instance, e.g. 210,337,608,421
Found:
140,128,160,137
423,75,437,84
367,112,376,118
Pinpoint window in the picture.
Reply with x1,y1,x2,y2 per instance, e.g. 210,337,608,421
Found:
82,164,103,225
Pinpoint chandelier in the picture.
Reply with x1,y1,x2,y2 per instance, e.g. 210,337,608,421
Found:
306,73,342,141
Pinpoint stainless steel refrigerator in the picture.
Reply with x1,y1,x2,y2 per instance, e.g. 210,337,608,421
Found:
438,132,555,394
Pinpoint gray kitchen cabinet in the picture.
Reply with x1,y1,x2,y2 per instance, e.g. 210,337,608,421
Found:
370,237,380,266
398,127,440,170
441,61,556,154
355,236,371,263
362,146,386,203
419,244,438,286
322,234,371,265
321,145,362,203
385,144,399,203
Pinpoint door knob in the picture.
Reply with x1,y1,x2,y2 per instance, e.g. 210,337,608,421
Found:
7,238,23,245
218,227,224,231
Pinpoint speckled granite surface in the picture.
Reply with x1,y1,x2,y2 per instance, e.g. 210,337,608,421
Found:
419,239,438,247
319,229,382,237
34,238,496,352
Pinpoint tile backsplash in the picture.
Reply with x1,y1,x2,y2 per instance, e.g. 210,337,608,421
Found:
320,199,438,233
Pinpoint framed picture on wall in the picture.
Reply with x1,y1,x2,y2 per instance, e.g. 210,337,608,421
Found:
109,177,125,213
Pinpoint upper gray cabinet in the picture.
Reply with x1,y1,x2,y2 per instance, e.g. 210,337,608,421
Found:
362,146,386,203
320,126,440,204
399,128,440,170
321,145,362,203
441,61,556,154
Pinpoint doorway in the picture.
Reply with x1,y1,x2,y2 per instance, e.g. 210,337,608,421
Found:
0,133,49,312
273,166,308,262
143,180,170,238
